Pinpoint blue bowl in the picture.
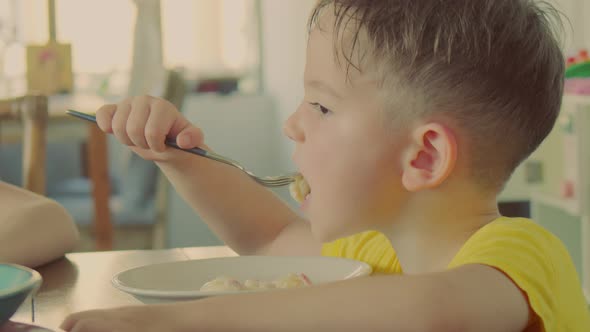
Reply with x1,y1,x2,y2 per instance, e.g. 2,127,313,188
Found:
0,264,42,326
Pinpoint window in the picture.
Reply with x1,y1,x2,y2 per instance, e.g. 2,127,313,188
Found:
161,0,260,75
0,0,261,96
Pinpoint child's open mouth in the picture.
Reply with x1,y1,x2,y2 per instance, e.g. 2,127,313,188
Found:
289,173,311,205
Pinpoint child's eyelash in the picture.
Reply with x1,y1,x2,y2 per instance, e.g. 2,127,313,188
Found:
309,102,332,115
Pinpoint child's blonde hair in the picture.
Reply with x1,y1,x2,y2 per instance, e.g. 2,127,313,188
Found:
309,0,565,190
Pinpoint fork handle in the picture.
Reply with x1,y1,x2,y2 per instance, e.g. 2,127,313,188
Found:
164,138,208,158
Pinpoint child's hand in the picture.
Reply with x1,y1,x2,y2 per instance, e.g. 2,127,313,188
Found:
60,305,182,332
96,95,204,162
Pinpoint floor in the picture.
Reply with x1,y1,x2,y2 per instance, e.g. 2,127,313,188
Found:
73,225,156,252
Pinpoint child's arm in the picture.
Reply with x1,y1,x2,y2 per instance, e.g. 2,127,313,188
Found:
61,264,530,332
96,96,321,256
0,182,80,267
157,155,320,256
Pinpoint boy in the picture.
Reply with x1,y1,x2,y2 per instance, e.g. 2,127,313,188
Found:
0,181,79,267
61,0,590,330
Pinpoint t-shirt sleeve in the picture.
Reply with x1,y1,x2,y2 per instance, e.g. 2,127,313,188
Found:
447,218,589,330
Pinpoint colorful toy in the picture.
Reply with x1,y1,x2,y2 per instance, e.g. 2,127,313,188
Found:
565,49,590,78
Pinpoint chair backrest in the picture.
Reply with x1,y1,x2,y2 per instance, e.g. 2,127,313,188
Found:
0,94,48,195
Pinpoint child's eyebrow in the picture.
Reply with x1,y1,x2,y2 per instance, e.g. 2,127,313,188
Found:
305,79,343,99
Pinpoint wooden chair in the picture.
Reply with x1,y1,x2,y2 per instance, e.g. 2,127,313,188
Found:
0,94,48,195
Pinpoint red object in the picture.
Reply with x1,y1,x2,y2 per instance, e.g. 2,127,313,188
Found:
299,273,312,286
578,49,589,62
567,57,577,66
560,180,575,198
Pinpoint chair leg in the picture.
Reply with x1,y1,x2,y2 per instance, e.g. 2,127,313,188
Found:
20,95,48,195
88,124,113,250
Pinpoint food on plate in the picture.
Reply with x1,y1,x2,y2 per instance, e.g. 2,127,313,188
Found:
200,273,312,292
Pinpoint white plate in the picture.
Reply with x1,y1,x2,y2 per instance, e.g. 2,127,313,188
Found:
112,256,372,303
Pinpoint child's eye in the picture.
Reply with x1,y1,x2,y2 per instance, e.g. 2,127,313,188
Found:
309,102,332,115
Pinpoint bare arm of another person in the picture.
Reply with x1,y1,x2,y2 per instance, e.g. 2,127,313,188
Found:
96,96,321,256
62,264,531,332
0,181,80,267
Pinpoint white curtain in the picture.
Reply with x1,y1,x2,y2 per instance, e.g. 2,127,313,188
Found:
128,0,166,96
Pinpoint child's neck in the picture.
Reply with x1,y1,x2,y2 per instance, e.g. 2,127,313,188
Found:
381,184,500,275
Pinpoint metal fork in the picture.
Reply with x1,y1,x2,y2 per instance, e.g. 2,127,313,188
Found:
66,110,297,187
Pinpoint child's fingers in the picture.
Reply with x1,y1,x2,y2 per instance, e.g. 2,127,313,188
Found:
97,96,202,157
144,97,204,150
60,313,77,331
60,311,91,331
111,100,134,146
127,96,152,149
95,104,116,134
144,103,175,153
176,125,204,149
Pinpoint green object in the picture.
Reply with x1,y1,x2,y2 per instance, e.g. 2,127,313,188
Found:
566,61,590,78
97,77,109,96
559,113,574,134
0,264,42,325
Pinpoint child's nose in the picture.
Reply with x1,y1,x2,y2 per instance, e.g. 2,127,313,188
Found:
283,109,305,142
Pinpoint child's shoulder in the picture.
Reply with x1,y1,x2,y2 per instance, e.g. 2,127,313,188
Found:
451,216,565,264
466,216,560,248
451,217,590,330
449,216,575,292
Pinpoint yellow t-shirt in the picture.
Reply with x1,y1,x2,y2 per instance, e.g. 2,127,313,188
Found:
322,217,590,331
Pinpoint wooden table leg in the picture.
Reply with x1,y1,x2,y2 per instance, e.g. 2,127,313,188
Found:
88,124,113,250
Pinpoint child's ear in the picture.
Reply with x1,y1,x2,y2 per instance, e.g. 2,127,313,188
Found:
401,123,457,191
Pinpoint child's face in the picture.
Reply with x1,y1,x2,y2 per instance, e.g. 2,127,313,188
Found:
284,20,410,242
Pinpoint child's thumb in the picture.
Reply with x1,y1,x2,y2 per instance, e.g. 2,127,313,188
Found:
176,126,204,149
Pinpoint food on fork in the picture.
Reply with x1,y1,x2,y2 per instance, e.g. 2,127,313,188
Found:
200,273,312,292
289,174,310,203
